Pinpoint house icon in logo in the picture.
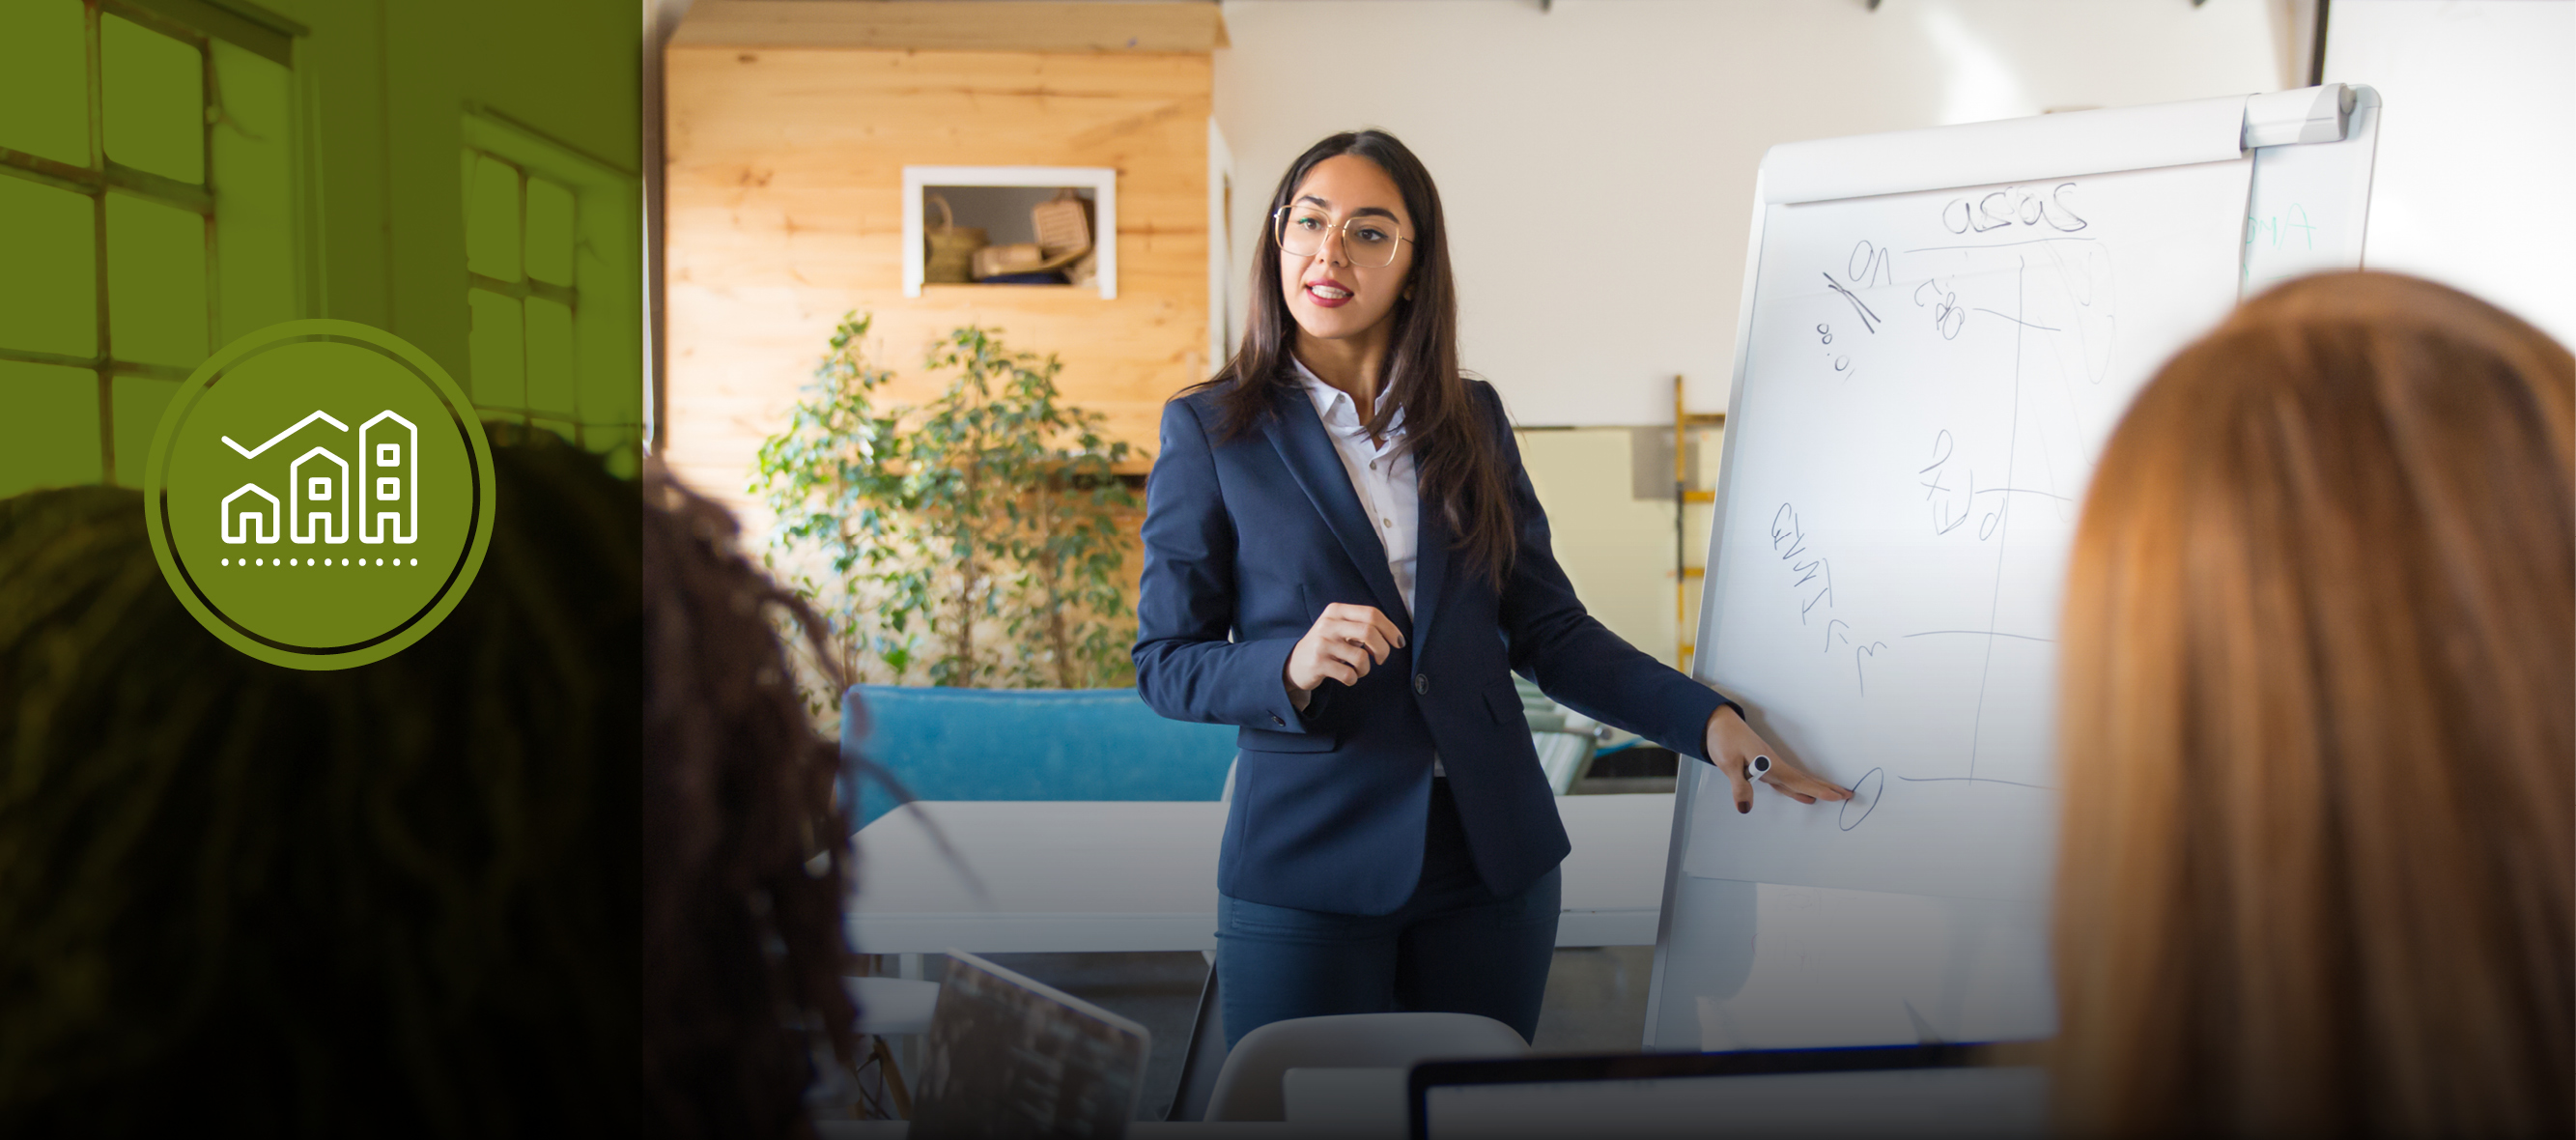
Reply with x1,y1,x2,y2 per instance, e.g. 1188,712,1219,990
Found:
290,447,349,544
221,484,281,544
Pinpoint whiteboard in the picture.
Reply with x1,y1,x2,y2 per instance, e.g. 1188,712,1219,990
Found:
1646,89,2380,1052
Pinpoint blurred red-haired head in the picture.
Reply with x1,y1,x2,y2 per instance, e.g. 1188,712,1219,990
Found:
2053,272,2572,1137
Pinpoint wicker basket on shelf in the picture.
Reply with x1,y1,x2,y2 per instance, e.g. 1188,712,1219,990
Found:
922,193,985,284
1031,188,1093,260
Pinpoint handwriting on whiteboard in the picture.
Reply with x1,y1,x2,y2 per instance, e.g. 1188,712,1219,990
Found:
1940,183,2090,235
1688,136,2254,908
1769,503,1832,624
1747,193,2132,827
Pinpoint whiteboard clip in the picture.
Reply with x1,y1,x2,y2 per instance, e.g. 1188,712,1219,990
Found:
2243,84,2354,149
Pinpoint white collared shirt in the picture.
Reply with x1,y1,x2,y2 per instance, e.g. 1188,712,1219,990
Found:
1293,357,1445,777
1293,356,1420,617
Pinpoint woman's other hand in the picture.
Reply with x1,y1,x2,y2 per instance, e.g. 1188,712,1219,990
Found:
1284,603,1405,707
1705,705,1851,813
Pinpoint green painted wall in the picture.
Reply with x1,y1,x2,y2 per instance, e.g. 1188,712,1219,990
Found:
0,0,641,498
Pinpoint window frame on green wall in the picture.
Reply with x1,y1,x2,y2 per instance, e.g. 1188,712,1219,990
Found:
461,107,643,477
0,0,309,488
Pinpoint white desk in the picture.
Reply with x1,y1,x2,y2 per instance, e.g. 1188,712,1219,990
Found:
846,795,1675,955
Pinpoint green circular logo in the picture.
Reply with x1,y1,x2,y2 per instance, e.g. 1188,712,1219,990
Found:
143,320,496,670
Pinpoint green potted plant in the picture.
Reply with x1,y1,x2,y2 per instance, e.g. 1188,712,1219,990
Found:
753,314,1144,698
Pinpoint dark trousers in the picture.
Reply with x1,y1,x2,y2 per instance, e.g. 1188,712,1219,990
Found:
1214,778,1562,1049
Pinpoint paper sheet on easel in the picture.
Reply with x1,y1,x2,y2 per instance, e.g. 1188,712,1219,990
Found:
1682,157,2252,906
1690,880,2054,1051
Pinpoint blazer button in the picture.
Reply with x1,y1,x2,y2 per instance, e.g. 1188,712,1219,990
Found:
1270,714,1286,727
1414,673,1429,695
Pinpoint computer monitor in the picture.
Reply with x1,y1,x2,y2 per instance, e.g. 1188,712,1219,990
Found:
908,949,1152,1139
1409,1043,2047,1140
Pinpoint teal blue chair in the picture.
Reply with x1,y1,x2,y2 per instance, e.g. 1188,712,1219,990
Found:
842,685,1239,827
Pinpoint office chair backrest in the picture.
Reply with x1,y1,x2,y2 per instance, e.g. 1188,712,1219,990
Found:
1203,1012,1531,1123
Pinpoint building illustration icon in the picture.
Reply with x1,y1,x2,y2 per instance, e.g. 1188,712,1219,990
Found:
290,447,349,543
221,484,281,544
216,410,419,547
359,412,417,545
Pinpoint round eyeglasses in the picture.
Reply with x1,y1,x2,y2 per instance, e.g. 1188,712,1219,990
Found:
1273,205,1411,269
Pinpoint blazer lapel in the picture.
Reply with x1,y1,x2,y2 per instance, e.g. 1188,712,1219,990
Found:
1408,478,1452,658
1260,385,1413,629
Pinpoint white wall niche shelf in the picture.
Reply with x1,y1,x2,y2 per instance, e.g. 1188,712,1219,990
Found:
902,165,1118,299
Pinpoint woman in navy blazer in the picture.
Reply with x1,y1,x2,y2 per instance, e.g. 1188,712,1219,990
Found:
1136,130,1851,1047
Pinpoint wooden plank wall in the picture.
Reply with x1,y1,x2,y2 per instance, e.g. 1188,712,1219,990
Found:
663,46,1210,527
669,1,1230,53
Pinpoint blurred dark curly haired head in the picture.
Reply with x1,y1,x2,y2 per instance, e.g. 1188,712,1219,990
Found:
640,459,864,1139
0,429,639,1136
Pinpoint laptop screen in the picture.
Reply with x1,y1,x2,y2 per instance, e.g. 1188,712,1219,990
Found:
907,949,1151,1139
1412,1045,2047,1140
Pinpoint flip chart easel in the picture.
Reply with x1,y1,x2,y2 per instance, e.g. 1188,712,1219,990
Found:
1644,86,2381,1052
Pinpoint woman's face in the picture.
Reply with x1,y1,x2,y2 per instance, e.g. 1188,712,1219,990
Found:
1277,154,1415,347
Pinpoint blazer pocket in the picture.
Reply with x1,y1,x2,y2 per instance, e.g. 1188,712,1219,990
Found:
1237,726,1337,754
1483,677,1527,728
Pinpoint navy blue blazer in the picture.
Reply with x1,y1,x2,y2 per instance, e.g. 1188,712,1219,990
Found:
1133,379,1736,916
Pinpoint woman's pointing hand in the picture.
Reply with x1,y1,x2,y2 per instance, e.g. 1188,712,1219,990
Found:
1705,705,1851,813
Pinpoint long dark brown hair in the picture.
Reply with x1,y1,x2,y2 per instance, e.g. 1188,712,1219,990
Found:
2052,272,2573,1137
1202,129,1517,585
